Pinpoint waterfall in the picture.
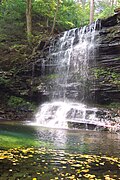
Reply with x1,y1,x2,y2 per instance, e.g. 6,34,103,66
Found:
48,24,97,102
34,21,107,129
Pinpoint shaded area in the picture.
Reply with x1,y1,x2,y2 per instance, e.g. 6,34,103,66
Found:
0,147,120,180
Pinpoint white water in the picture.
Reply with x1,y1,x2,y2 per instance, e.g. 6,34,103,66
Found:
34,22,105,129
35,101,106,129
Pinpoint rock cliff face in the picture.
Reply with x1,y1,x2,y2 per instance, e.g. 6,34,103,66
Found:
0,13,120,117
94,13,120,104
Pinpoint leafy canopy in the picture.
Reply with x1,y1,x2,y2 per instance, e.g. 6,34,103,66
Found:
0,0,120,42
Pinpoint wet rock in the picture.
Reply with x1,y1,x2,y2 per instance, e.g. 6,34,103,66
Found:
101,13,120,27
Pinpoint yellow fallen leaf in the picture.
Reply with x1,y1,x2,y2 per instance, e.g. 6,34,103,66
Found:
81,169,89,173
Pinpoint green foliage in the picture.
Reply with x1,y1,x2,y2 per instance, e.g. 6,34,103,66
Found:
0,0,119,43
55,0,90,29
93,68,120,85
0,33,7,42
108,102,120,108
57,0,86,29
8,96,36,111
0,77,10,86
33,0,56,19
45,74,58,80
0,0,26,41
10,44,27,53
0,0,120,47
32,0,90,31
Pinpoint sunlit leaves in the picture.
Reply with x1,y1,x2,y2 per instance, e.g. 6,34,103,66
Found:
32,0,90,31
33,0,57,18
0,147,120,179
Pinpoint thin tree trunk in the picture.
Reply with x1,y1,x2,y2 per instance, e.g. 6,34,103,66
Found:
46,18,49,28
112,0,118,6
115,0,118,6
50,0,60,35
111,0,114,6
26,0,32,44
90,0,94,24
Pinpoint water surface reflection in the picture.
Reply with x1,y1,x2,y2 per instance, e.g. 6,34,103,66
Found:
0,121,120,157
35,126,120,156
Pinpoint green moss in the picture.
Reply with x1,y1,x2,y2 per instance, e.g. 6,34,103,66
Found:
8,96,36,111
0,76,10,85
108,102,120,109
0,134,39,149
44,74,59,80
92,68,120,86
0,134,52,149
10,44,27,52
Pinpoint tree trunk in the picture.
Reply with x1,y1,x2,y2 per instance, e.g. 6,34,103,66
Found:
26,0,32,44
50,0,60,35
90,0,94,24
111,0,114,6
46,18,49,28
109,0,117,6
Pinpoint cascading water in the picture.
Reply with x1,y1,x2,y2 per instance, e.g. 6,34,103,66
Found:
34,21,112,130
48,24,96,101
